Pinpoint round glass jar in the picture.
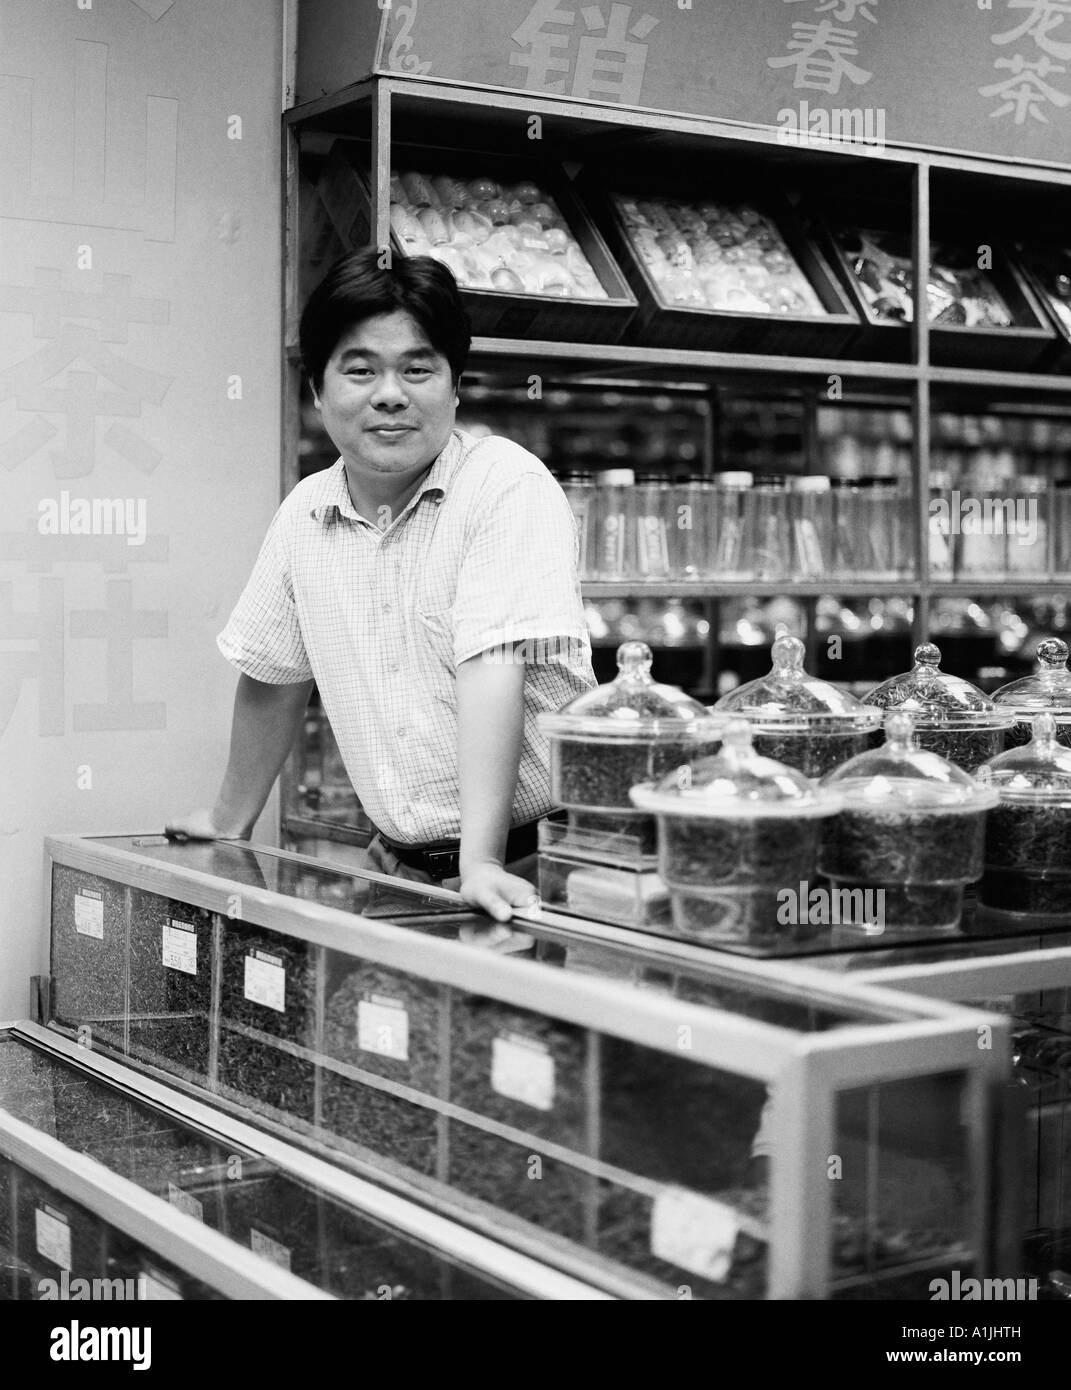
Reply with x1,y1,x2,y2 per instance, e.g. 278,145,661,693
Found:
714,634,882,778
630,719,841,946
979,712,1071,922
992,638,1071,751
819,709,998,934
540,641,726,814
861,642,1015,772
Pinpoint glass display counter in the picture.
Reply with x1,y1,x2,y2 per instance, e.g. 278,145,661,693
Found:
0,1026,605,1301
41,834,1012,1300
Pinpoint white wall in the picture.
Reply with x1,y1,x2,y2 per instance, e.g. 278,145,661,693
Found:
0,0,285,1018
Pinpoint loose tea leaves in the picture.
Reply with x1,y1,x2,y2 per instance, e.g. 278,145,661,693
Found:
820,810,986,884
752,730,869,779
551,735,722,812
980,801,1071,917
660,814,821,889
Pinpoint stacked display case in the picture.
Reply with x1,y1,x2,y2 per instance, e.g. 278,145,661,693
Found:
31,833,1016,1300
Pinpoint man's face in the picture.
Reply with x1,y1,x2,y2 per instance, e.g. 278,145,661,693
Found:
313,309,457,481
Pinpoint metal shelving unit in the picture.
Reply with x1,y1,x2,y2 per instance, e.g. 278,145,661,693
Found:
280,72,1071,842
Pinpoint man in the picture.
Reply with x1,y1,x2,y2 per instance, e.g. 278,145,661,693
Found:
166,249,595,921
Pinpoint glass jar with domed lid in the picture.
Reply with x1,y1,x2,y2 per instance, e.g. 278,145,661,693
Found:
714,633,881,778
539,641,727,814
991,638,1071,750
861,642,1015,772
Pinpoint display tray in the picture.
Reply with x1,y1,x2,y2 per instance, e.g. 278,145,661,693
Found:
314,140,637,343
1014,237,1071,374
579,167,858,356
812,198,1055,370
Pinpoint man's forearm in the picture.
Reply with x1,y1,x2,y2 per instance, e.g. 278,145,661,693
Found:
213,673,315,836
457,655,526,875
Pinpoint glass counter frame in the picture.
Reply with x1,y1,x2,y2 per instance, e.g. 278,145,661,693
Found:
43,833,1013,1300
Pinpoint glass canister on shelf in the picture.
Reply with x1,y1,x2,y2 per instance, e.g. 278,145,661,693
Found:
850,479,903,581
539,641,727,815
1054,480,1071,579
749,475,790,583
992,638,1071,748
1004,475,1048,580
714,634,882,778
630,719,842,947
678,475,715,581
861,642,1016,771
978,713,1071,922
928,468,954,581
954,478,1007,582
708,471,753,581
633,475,673,581
789,475,832,583
819,710,997,935
590,468,636,580
557,471,595,580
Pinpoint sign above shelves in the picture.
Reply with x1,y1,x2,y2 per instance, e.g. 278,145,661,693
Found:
295,0,1071,171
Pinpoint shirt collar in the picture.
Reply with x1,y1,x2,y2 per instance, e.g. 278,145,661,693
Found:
308,430,465,524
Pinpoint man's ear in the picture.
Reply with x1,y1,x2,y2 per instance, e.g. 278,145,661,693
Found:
454,372,463,406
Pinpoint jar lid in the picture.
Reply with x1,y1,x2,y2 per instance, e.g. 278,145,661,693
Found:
791,475,831,493
714,471,753,487
861,642,1016,730
981,712,1071,805
992,638,1071,717
630,718,841,819
539,641,726,743
821,710,999,811
714,634,882,733
600,469,635,486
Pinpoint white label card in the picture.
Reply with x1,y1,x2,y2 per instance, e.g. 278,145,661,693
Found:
162,919,197,975
490,1033,555,1111
650,1187,739,1282
35,1206,72,1270
250,1228,292,1272
357,996,409,1062
167,1183,203,1223
243,951,285,1012
74,890,104,940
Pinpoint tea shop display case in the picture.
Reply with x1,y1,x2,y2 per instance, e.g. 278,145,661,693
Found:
38,833,1013,1301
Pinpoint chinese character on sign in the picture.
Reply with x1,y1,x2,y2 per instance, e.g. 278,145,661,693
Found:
813,0,880,24
767,22,873,94
510,1,659,105
0,270,172,479
0,578,65,737
980,52,1071,122
992,1,1071,61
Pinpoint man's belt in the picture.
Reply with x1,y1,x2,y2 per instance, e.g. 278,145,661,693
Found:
375,812,564,883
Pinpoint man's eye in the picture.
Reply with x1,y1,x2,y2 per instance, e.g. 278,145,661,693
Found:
345,365,372,377
405,366,432,377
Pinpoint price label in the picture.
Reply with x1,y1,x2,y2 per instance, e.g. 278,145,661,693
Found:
357,995,409,1062
74,889,104,939
35,1206,71,1270
243,951,285,1012
491,1033,555,1111
140,1267,183,1301
167,1183,203,1223
650,1187,739,1282
162,919,197,975
250,1228,292,1272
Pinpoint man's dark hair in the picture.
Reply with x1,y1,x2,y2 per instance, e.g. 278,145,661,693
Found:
300,249,471,392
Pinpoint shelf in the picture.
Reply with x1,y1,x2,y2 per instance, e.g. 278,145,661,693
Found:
581,581,917,599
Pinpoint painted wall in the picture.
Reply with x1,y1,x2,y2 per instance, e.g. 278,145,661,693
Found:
0,0,284,1018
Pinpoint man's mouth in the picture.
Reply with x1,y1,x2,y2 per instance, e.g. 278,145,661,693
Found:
368,424,415,435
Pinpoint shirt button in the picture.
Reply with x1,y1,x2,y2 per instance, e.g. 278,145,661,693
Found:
382,601,392,613
397,727,408,739
389,661,400,673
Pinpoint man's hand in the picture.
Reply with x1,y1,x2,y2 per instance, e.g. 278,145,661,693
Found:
163,808,247,843
458,860,540,923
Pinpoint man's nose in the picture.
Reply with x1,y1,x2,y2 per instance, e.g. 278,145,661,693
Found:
370,372,409,407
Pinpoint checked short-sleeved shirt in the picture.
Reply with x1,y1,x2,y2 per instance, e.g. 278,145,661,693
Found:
217,429,596,844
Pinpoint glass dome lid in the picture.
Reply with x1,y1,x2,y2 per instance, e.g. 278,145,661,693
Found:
992,639,1071,718
821,710,1000,811
540,641,726,741
980,712,1071,805
714,634,882,732
861,642,1015,729
629,719,841,819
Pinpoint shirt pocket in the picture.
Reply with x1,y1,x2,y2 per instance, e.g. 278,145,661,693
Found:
413,606,457,678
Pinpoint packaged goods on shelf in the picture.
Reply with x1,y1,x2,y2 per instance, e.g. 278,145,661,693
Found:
539,811,659,866
584,171,858,354
1014,237,1071,371
819,710,998,934
820,205,1054,368
979,713,1071,921
714,634,882,779
632,720,841,947
315,141,636,342
539,853,672,930
862,642,1016,771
